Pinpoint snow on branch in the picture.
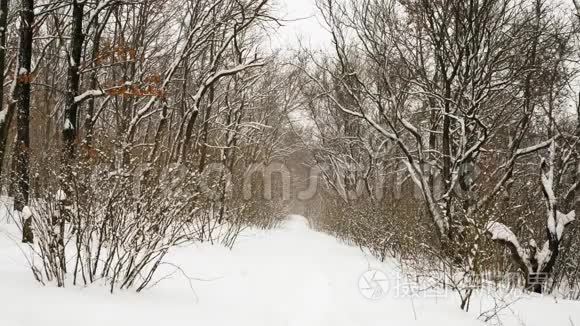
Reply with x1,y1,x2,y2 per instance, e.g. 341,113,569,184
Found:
485,221,530,270
191,62,265,105
554,210,575,241
486,221,517,242
485,221,528,264
74,89,104,103
539,140,573,242
487,139,575,279
515,138,554,157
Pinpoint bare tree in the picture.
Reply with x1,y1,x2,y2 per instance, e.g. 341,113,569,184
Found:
13,0,33,243
301,0,577,295
0,0,12,179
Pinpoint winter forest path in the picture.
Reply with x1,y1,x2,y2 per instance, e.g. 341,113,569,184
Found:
0,213,485,326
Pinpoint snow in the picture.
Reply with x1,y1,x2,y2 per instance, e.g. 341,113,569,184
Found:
487,209,575,271
0,109,7,125
556,211,575,240
18,68,28,76
74,89,105,103
0,212,579,326
55,189,67,201
64,119,74,131
486,221,528,263
547,214,557,238
547,210,574,242
21,206,32,220
536,241,552,269
486,221,517,242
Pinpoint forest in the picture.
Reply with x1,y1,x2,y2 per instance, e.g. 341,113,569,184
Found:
1,0,580,324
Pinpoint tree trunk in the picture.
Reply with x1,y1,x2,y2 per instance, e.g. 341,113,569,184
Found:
577,92,580,261
62,0,84,162
84,11,103,148
14,0,34,243
0,0,13,184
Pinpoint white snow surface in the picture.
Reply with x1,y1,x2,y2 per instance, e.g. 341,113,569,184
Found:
0,213,579,326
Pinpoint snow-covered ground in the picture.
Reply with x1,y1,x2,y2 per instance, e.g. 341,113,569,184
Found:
1,214,579,326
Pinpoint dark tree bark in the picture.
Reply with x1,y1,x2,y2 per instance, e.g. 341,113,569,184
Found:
84,14,101,148
197,86,213,172
54,0,85,273
62,0,85,161
198,38,215,172
0,0,7,98
83,5,113,150
572,1,580,268
0,0,13,182
13,0,34,243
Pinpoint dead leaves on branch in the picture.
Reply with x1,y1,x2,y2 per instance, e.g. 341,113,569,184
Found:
104,77,165,99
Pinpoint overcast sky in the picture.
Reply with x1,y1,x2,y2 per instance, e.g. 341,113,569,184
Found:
268,0,330,50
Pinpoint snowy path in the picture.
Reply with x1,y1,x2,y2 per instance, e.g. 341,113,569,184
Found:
0,215,578,326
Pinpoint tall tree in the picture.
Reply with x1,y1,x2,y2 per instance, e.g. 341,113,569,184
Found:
306,0,575,295
13,0,33,243
63,0,85,162
0,0,13,181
